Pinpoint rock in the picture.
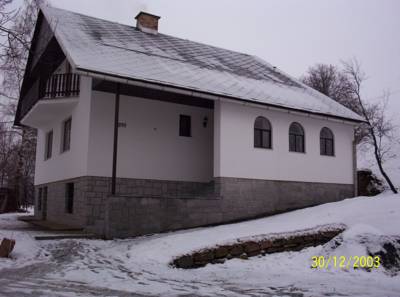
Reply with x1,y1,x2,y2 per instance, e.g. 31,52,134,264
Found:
0,238,15,258
193,250,214,265
283,243,298,249
214,246,229,259
265,246,283,254
260,239,273,250
301,234,316,243
174,255,193,269
239,253,248,260
244,241,260,254
272,238,287,247
243,241,261,257
229,244,244,257
358,169,385,196
211,258,226,264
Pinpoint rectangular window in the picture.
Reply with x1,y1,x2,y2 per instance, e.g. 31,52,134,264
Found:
179,115,191,137
45,130,53,160
38,188,42,211
65,183,74,214
62,117,72,152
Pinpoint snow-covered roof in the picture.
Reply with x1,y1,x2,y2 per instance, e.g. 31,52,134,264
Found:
41,6,363,122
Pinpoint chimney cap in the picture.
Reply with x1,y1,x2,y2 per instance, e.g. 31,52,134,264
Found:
135,11,161,20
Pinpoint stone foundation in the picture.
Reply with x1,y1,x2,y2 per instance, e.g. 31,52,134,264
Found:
35,176,354,238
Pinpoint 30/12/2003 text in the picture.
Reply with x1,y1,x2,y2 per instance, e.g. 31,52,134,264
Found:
311,256,381,269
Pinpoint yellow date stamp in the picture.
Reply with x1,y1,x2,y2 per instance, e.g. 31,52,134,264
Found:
311,256,381,269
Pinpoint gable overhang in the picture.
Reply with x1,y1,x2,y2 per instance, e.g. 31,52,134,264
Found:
76,66,366,126
14,9,76,127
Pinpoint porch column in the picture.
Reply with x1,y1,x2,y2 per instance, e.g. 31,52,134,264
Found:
213,100,222,177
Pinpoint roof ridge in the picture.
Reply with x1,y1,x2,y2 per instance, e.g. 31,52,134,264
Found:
44,5,254,59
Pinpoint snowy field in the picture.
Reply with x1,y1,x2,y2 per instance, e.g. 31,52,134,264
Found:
0,193,400,297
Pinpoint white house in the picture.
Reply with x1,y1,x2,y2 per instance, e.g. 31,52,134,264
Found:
15,6,363,238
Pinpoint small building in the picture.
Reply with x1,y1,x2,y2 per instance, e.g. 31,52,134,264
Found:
14,6,363,238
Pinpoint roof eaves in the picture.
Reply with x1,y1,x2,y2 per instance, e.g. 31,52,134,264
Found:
76,66,366,125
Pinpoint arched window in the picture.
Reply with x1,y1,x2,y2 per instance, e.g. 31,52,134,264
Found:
320,127,334,156
289,122,305,153
254,116,272,149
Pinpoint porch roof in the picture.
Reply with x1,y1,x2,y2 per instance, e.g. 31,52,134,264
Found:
41,6,363,123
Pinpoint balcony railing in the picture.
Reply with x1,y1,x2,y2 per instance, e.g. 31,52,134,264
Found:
20,73,80,120
44,73,80,98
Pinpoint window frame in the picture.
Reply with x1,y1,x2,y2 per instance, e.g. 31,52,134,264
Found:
254,116,272,149
179,114,192,137
61,117,72,153
289,122,305,153
44,130,53,160
320,127,335,156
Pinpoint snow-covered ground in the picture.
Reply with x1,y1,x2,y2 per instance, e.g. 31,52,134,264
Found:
1,193,400,297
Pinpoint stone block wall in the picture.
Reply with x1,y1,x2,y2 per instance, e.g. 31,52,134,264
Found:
103,177,353,238
34,177,89,227
35,176,354,238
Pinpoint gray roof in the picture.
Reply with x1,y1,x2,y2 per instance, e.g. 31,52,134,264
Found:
42,6,363,122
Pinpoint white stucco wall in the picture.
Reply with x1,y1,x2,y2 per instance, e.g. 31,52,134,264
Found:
34,76,92,185
214,100,355,184
87,91,214,182
33,79,354,185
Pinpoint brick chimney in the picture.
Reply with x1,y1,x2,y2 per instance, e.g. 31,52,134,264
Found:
135,11,161,34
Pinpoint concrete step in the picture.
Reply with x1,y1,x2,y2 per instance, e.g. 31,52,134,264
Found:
34,233,99,240
18,216,83,231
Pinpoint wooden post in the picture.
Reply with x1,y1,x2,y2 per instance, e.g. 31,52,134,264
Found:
111,83,120,195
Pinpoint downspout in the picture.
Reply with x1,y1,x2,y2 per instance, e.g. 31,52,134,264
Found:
111,83,120,195
353,131,358,197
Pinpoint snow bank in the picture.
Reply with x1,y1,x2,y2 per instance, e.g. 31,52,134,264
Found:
1,193,400,296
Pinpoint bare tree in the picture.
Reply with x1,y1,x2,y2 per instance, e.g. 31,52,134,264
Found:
0,0,41,207
301,64,361,114
302,60,398,194
301,64,369,143
342,59,398,194
1,0,40,116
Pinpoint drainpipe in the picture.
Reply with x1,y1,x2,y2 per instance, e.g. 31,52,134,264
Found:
111,83,120,195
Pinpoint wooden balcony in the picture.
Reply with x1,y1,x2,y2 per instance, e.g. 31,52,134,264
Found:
19,73,80,128
44,73,80,99
20,73,80,121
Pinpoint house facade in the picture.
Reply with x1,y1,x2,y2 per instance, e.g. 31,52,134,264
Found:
15,7,363,238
